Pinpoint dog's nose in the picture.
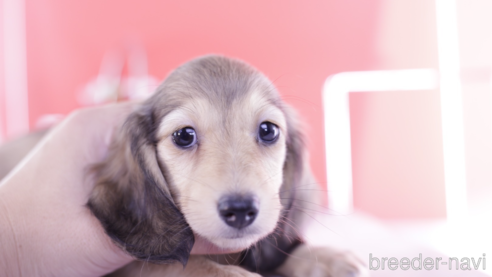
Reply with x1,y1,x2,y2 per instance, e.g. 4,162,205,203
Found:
218,195,258,229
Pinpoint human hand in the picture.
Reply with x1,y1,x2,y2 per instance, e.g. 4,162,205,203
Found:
0,103,236,277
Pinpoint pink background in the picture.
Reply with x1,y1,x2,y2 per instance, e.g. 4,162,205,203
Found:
2,0,491,219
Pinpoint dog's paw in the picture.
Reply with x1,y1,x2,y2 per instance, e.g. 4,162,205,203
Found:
322,250,368,277
276,245,368,277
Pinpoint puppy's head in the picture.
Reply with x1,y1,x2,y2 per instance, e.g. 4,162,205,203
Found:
88,55,304,265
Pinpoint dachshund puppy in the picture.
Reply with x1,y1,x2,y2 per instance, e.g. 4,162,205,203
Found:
88,55,366,277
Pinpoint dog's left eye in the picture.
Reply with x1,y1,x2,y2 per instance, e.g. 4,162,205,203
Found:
172,127,197,148
258,122,279,144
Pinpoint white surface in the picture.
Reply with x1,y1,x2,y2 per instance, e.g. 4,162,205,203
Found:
304,211,491,276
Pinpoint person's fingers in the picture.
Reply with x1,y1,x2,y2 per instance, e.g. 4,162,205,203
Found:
2,102,141,207
0,102,141,277
48,101,140,163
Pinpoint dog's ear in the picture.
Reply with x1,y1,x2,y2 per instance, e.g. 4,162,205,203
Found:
87,107,194,266
280,106,306,210
241,105,320,273
282,105,323,217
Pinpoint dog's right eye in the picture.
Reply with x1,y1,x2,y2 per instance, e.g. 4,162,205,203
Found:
258,121,279,144
172,127,197,148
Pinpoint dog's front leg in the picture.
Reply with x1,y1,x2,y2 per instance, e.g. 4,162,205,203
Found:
276,244,368,277
110,256,261,277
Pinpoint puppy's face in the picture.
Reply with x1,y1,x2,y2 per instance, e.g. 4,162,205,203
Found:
89,56,303,264
156,88,287,249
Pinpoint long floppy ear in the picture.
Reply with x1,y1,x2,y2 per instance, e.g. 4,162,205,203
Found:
87,106,194,266
241,105,317,273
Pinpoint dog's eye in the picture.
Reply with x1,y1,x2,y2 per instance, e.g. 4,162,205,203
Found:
258,122,279,144
172,127,197,148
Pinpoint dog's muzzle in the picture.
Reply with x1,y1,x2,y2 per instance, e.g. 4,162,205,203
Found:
218,195,258,229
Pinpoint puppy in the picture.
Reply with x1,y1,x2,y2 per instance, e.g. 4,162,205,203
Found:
88,55,366,277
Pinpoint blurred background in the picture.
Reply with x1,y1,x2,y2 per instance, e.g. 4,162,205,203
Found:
1,0,491,275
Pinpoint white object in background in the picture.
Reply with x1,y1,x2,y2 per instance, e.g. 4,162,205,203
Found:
78,51,124,105
2,0,30,140
35,114,65,130
78,43,159,106
323,69,439,215
122,40,159,100
435,0,467,222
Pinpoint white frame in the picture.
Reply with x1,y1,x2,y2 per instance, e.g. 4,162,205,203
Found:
323,68,467,221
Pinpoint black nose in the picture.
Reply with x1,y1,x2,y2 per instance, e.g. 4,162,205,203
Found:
218,195,259,229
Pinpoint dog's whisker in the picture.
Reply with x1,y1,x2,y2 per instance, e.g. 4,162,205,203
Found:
277,216,304,238
276,198,325,208
140,256,151,277
292,209,341,237
257,170,283,188
276,184,331,193
289,205,336,217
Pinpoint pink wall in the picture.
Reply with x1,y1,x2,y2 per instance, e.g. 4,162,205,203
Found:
18,0,466,219
350,0,446,218
350,89,447,218
25,0,381,205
